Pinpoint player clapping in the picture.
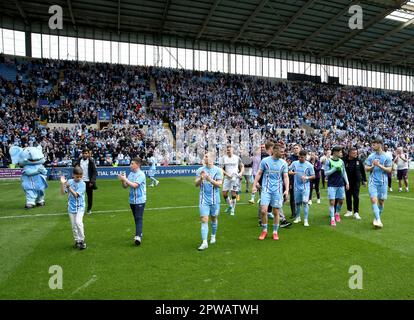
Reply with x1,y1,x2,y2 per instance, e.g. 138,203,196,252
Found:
220,145,244,216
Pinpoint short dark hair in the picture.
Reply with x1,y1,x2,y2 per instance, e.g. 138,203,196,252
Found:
371,136,383,144
131,157,142,166
331,145,342,153
299,150,307,157
73,166,83,175
82,148,90,153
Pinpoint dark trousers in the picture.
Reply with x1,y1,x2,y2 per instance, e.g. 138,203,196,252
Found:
86,183,94,211
289,188,296,217
321,170,326,188
387,173,392,188
130,203,145,237
310,177,321,200
345,182,360,213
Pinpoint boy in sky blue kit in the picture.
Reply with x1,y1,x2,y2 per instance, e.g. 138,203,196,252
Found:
60,166,87,250
365,136,392,229
195,152,223,251
289,150,315,227
324,146,349,227
252,143,290,241
118,157,147,246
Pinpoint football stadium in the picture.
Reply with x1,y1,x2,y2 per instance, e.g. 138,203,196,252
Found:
0,0,413,302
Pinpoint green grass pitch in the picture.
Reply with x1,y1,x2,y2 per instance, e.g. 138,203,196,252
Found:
0,175,413,299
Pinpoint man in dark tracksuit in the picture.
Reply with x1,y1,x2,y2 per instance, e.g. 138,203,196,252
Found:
309,152,322,204
343,147,366,220
74,149,98,214
288,144,300,219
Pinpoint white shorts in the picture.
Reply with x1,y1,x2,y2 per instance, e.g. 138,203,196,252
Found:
243,168,252,176
223,177,240,192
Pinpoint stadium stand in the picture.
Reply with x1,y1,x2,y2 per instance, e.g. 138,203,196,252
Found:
1,55,413,167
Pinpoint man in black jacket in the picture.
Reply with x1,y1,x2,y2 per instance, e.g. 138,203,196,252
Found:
74,149,98,214
287,144,300,218
343,147,366,220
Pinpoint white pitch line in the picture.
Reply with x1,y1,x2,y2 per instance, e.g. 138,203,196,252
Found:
0,203,250,220
71,275,98,296
388,195,414,201
1,195,412,220
0,209,130,220
318,195,412,201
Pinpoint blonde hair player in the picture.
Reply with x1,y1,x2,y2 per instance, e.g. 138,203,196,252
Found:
195,152,223,251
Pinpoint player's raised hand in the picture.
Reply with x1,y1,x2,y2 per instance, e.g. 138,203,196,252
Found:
118,173,126,181
60,176,67,184
373,159,380,167
200,171,206,180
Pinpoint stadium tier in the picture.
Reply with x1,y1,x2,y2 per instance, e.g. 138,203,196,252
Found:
0,56,413,168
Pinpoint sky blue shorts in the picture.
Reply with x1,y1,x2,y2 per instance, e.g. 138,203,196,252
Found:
294,190,310,203
327,186,345,200
369,183,388,200
199,203,220,217
260,191,283,208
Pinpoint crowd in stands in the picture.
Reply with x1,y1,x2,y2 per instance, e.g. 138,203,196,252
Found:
0,56,161,167
0,55,413,168
152,68,413,162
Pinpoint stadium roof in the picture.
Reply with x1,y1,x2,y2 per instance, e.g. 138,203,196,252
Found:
2,0,414,68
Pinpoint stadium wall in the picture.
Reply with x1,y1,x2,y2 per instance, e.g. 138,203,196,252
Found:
0,166,202,180
2,164,414,181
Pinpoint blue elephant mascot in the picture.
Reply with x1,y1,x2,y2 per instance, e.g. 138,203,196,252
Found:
9,145,48,209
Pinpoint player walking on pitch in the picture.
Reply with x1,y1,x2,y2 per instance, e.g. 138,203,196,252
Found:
365,136,393,228
252,143,289,241
394,147,409,193
195,152,223,251
249,145,262,204
289,150,315,227
324,146,349,227
220,145,244,216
